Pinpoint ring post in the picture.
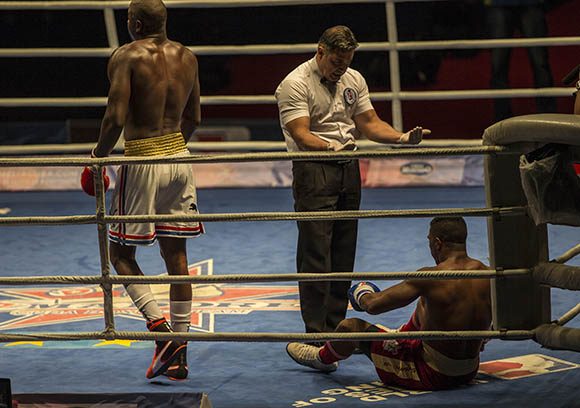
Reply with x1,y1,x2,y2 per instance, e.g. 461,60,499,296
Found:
93,162,115,335
485,151,551,330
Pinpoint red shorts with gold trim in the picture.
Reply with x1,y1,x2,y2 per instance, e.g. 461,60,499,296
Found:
360,317,479,390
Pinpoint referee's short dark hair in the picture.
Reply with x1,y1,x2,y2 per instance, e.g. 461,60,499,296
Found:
319,26,359,53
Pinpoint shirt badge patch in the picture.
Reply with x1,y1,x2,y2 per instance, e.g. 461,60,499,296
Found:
343,88,357,105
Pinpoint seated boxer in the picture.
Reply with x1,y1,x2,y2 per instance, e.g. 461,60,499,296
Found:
81,0,202,381
286,217,492,390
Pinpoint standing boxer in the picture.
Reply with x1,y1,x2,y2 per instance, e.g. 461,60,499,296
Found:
81,0,201,380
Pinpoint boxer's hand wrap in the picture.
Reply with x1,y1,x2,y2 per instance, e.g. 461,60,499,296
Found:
81,149,110,196
398,126,431,145
348,281,380,312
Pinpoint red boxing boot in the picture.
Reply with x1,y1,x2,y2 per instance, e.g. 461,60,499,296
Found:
145,317,186,379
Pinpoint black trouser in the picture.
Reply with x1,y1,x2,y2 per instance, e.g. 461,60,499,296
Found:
487,5,557,121
292,160,361,334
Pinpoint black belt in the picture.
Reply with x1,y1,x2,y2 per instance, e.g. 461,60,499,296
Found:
335,159,353,165
299,159,355,166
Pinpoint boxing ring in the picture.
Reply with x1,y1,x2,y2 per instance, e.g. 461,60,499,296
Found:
1,0,580,407
0,121,579,406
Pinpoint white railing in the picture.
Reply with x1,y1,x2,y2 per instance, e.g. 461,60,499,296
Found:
0,0,577,131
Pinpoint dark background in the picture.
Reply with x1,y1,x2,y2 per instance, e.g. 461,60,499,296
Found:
0,0,578,143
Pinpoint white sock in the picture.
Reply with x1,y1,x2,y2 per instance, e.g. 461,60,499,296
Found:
124,283,164,322
170,300,192,332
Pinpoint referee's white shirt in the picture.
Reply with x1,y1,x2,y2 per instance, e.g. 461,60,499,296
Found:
275,57,374,152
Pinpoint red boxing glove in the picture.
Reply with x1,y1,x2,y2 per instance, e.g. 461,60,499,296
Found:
80,166,110,196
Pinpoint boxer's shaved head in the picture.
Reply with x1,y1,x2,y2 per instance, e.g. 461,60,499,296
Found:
429,217,467,245
129,0,167,36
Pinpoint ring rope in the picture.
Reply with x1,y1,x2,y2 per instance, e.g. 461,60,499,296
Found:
0,329,535,344
0,269,531,286
3,38,580,58
552,243,580,264
0,0,424,10
0,89,574,108
556,303,580,326
93,172,115,331
0,145,508,168
0,207,527,226
24,263,557,289
106,207,524,222
0,139,486,155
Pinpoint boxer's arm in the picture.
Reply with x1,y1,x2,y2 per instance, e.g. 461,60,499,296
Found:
181,53,201,142
362,280,422,315
94,49,131,157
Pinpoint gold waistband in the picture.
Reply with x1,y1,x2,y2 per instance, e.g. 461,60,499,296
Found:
124,133,187,157
422,343,479,377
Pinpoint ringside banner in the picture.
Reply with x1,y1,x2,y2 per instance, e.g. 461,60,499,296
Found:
0,157,485,191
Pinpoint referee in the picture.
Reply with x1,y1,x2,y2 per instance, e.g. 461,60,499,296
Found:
275,25,430,342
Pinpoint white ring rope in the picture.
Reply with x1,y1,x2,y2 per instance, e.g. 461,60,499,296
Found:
0,89,574,108
0,0,475,10
0,269,531,286
0,329,534,344
0,146,509,168
557,303,580,326
0,97,108,107
552,243,580,264
0,139,485,155
2,38,580,59
0,207,527,226
0,86,572,107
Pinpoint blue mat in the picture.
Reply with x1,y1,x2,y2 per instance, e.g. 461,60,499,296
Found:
0,187,578,407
